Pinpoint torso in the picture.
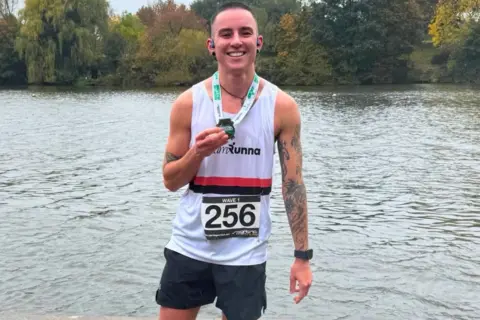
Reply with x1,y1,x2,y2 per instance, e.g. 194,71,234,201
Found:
165,76,280,266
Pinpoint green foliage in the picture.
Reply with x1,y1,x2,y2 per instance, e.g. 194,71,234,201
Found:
111,12,145,43
408,43,452,83
274,11,331,85
15,0,110,84
0,13,27,85
427,0,480,83
310,0,425,84
450,22,480,84
429,0,480,48
0,0,478,87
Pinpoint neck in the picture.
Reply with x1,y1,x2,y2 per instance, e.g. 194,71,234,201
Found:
217,65,256,98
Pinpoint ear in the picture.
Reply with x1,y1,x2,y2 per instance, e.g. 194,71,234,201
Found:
206,38,215,55
256,35,264,52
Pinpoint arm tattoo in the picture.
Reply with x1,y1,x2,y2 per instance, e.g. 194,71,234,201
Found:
277,139,289,179
278,124,308,250
284,179,308,250
291,124,302,175
164,152,180,164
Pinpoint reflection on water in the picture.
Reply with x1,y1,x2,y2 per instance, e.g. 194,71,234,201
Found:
0,84,479,319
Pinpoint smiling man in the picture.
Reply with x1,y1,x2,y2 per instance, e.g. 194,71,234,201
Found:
155,2,313,320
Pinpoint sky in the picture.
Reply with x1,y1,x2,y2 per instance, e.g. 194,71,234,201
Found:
110,0,194,14
14,0,194,15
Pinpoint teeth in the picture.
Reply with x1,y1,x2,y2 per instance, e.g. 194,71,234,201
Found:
228,52,244,57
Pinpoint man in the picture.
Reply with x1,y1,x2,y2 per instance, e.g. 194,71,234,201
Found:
156,2,313,320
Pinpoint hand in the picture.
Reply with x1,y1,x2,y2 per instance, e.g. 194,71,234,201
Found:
193,127,229,158
290,258,312,304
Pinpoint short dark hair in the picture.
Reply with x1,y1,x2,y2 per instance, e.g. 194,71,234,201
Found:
210,2,256,34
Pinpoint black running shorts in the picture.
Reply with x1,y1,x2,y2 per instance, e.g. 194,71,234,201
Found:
155,247,267,320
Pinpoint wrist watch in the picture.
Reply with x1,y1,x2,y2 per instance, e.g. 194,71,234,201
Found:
294,249,313,261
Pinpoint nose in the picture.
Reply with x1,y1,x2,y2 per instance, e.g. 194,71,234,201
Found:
231,33,242,47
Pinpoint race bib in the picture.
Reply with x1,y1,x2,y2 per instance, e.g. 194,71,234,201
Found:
201,196,261,240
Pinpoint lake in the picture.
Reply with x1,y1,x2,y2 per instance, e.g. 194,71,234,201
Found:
0,84,479,320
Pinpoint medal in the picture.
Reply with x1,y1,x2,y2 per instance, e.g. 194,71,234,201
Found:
212,71,260,139
217,118,235,139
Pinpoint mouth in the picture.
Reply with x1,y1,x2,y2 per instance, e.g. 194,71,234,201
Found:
227,52,246,57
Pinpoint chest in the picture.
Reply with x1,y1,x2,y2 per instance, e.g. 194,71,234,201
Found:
204,81,281,137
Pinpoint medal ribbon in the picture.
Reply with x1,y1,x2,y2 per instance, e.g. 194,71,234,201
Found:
212,71,260,126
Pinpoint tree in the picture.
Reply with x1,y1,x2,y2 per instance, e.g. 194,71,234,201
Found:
429,0,480,47
310,0,425,84
274,10,331,85
134,0,210,86
449,22,480,83
15,0,110,84
0,0,26,85
0,0,17,18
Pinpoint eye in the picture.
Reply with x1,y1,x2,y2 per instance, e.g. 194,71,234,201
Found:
241,28,253,36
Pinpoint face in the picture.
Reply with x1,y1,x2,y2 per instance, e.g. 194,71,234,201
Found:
207,8,263,72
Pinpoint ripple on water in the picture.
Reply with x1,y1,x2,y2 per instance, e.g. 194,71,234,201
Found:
0,85,479,319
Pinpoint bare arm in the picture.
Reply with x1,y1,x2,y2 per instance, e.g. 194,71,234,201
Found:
276,92,309,251
162,90,203,191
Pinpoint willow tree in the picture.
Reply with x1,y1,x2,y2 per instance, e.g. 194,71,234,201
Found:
15,0,110,84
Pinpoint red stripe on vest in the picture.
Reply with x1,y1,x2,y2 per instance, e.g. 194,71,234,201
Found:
193,176,272,188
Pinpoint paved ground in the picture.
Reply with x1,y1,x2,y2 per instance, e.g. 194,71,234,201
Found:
0,314,221,320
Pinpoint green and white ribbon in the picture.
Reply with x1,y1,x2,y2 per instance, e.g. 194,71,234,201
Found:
212,71,260,126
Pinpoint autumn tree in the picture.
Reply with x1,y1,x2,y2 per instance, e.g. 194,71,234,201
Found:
134,0,210,86
425,0,479,83
274,11,331,85
428,0,480,47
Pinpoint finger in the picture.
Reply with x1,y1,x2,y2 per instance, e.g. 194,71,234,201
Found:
294,283,311,304
196,136,229,156
197,132,227,148
196,127,223,141
294,290,306,304
289,276,296,294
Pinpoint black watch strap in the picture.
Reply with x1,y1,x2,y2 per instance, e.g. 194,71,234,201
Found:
294,249,313,260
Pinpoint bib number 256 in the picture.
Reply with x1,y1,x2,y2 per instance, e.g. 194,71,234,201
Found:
204,203,256,228
201,196,261,240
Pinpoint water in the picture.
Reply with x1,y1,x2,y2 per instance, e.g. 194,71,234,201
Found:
1,84,479,320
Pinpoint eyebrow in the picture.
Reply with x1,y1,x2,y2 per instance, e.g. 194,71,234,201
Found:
217,26,254,34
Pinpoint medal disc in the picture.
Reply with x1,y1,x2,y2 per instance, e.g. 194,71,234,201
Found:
217,118,235,139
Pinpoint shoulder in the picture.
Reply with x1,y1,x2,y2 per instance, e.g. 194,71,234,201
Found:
168,87,195,130
259,76,297,111
275,88,298,111
272,86,300,129
170,78,209,116
171,87,193,112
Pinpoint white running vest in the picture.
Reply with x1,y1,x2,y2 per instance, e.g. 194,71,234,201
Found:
165,79,278,266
